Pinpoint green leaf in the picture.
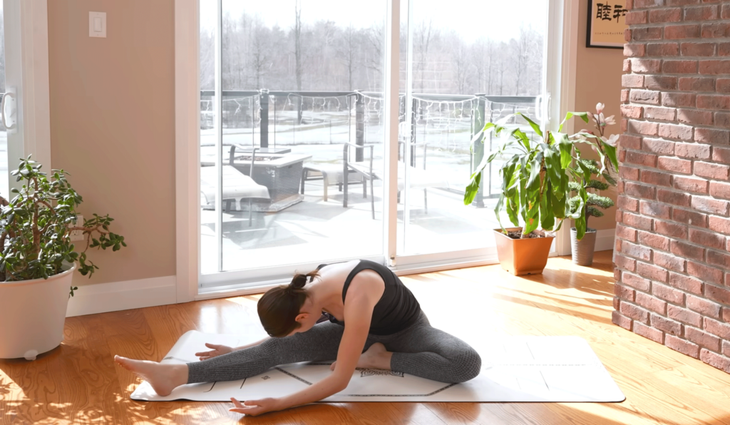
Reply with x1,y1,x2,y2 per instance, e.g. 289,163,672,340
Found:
463,172,482,205
558,111,589,132
518,112,543,138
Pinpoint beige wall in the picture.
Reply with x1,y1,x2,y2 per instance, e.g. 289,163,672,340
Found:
573,0,624,231
48,0,176,285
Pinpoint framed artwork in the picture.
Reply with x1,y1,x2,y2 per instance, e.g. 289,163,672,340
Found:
587,0,629,48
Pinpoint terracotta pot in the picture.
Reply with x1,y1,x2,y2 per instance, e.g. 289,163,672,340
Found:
493,228,555,275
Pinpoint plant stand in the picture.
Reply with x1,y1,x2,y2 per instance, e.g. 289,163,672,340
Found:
0,264,76,360
571,227,597,266
493,228,555,276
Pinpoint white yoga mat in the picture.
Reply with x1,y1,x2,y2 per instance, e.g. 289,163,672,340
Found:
131,331,625,403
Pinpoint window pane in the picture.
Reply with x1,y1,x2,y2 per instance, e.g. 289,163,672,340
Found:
398,0,548,255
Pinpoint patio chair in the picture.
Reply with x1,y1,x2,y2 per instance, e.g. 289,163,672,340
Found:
300,156,363,202
200,147,270,227
342,141,449,219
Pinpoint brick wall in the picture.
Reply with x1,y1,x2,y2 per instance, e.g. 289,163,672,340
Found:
613,0,730,374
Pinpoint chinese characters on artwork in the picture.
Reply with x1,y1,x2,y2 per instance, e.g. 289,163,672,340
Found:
596,3,628,23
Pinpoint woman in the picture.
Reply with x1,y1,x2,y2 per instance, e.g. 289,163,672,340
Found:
115,259,481,416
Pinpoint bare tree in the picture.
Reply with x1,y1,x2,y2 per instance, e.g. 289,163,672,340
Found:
294,0,303,91
413,21,439,93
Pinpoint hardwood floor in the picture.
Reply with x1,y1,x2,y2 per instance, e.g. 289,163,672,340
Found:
2,251,730,424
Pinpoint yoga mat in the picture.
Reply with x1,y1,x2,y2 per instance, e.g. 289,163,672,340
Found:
130,330,625,403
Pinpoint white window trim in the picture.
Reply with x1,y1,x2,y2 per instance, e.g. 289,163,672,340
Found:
173,0,577,298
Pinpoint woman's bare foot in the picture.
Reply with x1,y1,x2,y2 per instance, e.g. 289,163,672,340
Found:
114,355,189,396
358,343,393,370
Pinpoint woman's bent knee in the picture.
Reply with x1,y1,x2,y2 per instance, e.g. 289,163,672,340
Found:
452,348,482,383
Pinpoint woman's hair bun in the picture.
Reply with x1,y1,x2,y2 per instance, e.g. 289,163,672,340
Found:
290,273,308,290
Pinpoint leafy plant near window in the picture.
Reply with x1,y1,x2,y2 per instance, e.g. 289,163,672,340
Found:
463,106,618,240
0,156,126,295
567,103,619,240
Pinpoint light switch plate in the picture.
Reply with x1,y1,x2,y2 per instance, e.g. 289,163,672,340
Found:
89,11,106,38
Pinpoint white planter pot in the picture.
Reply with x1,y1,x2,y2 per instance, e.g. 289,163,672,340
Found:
0,264,77,360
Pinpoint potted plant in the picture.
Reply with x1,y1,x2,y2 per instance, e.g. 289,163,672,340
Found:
568,103,619,266
0,156,126,360
464,111,589,275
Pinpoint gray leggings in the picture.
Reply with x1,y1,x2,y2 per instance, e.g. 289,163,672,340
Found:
187,312,481,384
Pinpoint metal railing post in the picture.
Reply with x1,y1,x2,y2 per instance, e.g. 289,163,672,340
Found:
259,89,269,148
355,92,365,162
472,93,487,208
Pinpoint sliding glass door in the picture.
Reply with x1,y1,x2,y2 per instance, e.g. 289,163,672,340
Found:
199,0,560,287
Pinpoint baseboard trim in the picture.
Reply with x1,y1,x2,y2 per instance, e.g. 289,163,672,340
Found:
595,228,616,252
66,275,177,317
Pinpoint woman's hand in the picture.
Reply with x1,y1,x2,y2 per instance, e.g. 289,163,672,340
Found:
194,343,233,361
229,397,280,416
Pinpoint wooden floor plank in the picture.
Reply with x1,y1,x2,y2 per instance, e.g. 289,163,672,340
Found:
2,251,730,424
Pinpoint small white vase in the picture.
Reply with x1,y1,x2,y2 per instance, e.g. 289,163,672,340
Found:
0,264,77,360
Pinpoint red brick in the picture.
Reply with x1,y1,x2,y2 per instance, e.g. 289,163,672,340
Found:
695,128,730,144
636,292,668,315
721,42,730,56
688,294,722,319
663,60,699,74
627,120,659,136
662,92,696,108
630,90,661,105
627,10,647,25
715,112,730,129
725,341,730,358
625,182,656,200
698,94,730,110
674,176,709,193
625,151,658,167
723,4,730,20
707,249,730,268
678,77,715,92
687,261,724,285
654,252,686,273
616,224,638,242
670,240,705,262
670,273,704,296
641,201,672,220
621,106,643,121
618,195,640,212
615,283,636,302
666,24,701,39
666,334,700,358
657,157,692,175
621,301,650,324
622,272,652,292
685,5,719,21
655,219,688,239
673,208,707,228
700,349,730,374
681,42,716,57
648,77,679,92
668,305,702,327
644,106,676,121
624,43,646,58
677,109,713,126
724,307,730,323
689,228,727,250
709,216,730,235
678,143,712,160
699,60,730,75
717,79,730,93
642,138,675,155
650,8,682,23
624,211,654,231
634,321,665,344
651,313,683,337
621,88,630,102
632,27,663,41
704,317,730,339
705,284,730,306
714,147,730,164
657,189,691,207
691,195,730,215
615,253,637,273
638,262,669,283
612,310,633,331
647,42,680,57
622,241,653,262
638,230,671,251
620,135,643,150
701,22,730,38
686,327,721,352
654,281,687,305
695,162,730,180
641,170,672,187
709,181,730,200
659,123,693,141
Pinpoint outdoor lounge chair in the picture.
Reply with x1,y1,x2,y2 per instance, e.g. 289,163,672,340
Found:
200,147,270,227
342,141,449,219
